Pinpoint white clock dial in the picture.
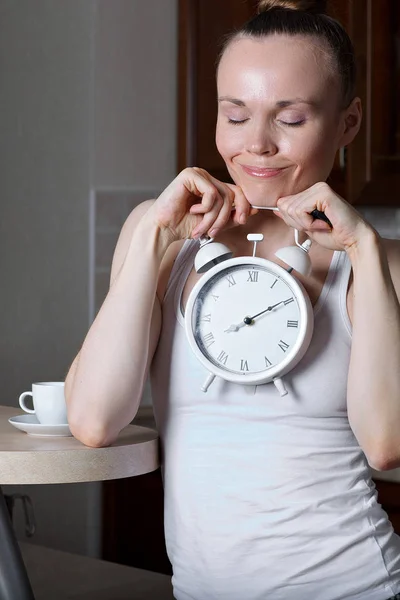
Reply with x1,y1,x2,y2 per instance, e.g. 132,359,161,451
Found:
185,257,313,385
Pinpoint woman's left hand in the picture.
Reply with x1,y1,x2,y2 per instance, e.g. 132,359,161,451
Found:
274,182,376,253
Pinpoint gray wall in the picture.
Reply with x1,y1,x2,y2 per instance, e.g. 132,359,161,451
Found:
0,0,94,557
94,0,177,189
1,0,177,558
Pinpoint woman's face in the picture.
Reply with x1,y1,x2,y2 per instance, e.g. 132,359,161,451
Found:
216,35,355,207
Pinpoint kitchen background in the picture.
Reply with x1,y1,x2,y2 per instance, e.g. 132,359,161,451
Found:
0,0,399,567
0,0,176,558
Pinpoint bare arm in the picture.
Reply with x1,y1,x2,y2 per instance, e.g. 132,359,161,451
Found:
65,168,253,447
346,234,400,471
274,182,400,471
65,201,174,447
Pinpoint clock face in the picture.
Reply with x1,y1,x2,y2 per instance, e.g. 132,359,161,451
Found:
187,259,312,382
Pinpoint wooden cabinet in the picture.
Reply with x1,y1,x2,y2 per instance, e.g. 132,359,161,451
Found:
178,0,257,181
374,479,400,535
178,0,400,206
102,468,172,575
341,0,400,205
178,0,256,181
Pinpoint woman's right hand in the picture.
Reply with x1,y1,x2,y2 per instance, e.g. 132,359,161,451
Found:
149,167,257,242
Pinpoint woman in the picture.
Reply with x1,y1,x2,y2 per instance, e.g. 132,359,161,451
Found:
65,1,400,598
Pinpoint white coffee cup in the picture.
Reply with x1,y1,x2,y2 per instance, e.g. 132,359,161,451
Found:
19,382,68,425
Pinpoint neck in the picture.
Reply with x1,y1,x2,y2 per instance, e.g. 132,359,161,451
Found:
216,210,334,276
218,210,297,255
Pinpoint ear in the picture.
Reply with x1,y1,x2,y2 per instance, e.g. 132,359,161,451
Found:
338,97,362,147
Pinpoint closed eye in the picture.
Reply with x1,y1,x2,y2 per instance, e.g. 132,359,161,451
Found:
279,120,305,127
228,118,249,125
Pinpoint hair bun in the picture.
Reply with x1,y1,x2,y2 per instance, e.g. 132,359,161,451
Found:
257,0,327,15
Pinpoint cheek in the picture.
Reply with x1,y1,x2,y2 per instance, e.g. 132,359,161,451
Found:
281,132,335,170
216,122,242,159
215,128,225,157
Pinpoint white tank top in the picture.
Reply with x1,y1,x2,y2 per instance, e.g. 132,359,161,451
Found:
151,240,400,600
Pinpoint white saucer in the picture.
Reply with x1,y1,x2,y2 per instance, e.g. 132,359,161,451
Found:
8,415,72,437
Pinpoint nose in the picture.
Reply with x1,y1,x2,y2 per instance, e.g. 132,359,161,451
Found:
246,123,278,156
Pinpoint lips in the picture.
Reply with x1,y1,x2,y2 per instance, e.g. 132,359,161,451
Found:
239,164,287,178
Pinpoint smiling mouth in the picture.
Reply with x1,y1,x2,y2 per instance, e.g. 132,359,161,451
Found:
239,165,287,178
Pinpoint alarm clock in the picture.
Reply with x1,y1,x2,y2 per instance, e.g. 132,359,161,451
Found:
184,231,314,396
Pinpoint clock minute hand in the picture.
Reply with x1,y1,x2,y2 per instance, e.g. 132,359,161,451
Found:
225,301,284,333
247,301,284,322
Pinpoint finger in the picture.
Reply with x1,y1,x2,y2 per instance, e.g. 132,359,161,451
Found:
208,195,235,237
277,196,332,236
192,177,238,235
182,170,221,211
275,196,304,230
189,203,208,215
201,175,249,223
188,186,231,216
277,194,315,229
226,184,252,225
186,180,233,236
192,195,224,238
191,171,254,226
188,172,256,233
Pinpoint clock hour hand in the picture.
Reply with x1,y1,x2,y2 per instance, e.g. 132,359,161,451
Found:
225,301,284,332
224,322,247,333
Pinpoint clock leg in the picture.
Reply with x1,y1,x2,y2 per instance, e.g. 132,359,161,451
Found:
201,373,216,392
273,377,288,397
0,486,35,599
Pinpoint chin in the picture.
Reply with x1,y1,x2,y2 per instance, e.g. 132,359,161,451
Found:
238,183,283,208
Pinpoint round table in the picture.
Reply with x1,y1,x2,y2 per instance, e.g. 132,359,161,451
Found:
0,405,159,600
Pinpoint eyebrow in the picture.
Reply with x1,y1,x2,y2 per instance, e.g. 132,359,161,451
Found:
218,96,318,108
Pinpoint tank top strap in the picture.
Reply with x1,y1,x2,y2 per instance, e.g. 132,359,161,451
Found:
313,249,352,338
338,251,353,337
313,250,342,317
163,239,197,306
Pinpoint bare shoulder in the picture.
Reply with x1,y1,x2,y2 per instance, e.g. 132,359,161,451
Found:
109,198,184,299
